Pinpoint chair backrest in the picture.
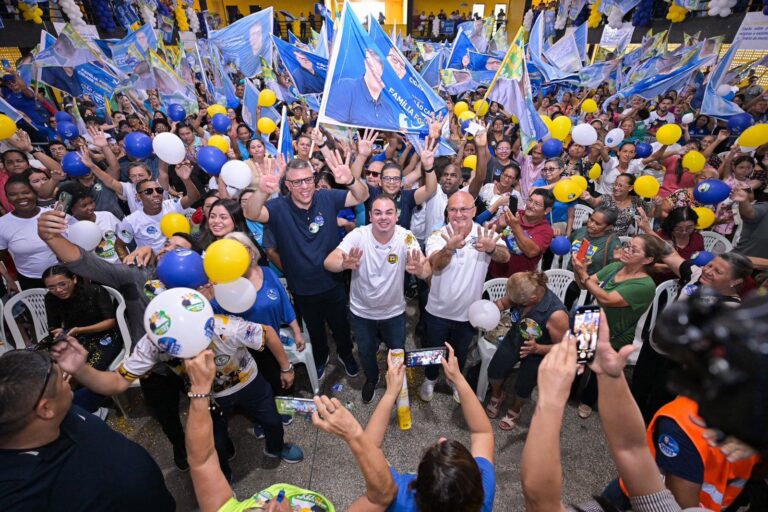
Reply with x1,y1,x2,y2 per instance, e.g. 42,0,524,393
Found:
572,204,594,230
544,269,575,304
102,286,132,370
2,288,49,348
482,278,508,302
700,231,733,254
647,279,680,347
731,214,744,248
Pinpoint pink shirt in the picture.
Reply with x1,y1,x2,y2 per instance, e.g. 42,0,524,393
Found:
517,150,545,201
0,171,11,213
659,155,695,198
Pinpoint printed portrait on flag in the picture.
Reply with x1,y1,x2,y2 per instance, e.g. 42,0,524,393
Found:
209,8,273,77
272,36,328,95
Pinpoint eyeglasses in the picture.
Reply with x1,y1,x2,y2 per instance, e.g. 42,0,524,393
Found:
526,198,545,208
447,206,475,215
673,225,696,233
542,167,560,173
286,177,314,186
621,242,644,255
139,187,165,196
365,171,381,177
33,357,54,411
46,281,70,291
381,176,401,183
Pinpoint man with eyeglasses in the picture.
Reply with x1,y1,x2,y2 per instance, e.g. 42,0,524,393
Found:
420,191,510,403
0,349,175,511
115,163,199,259
244,155,369,380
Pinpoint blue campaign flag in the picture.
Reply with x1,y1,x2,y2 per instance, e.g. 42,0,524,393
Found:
242,79,259,132
324,11,335,46
319,2,429,134
75,64,119,107
467,51,504,72
616,52,717,101
313,21,330,59
113,0,140,30
109,24,158,74
543,31,583,74
529,14,576,82
272,35,328,95
445,29,476,69
420,50,443,88
0,98,23,122
210,45,239,107
302,94,322,112
700,42,745,121
261,135,278,157
572,23,588,64
209,7,273,78
406,134,456,157
278,106,295,160
367,16,446,119
288,31,312,51
35,24,102,68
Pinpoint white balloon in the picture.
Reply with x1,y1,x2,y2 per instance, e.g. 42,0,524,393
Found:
220,160,252,189
67,220,103,251
214,278,257,314
719,8,731,17
468,300,501,331
152,132,186,165
716,84,732,96
571,124,598,146
708,7,719,15
604,127,625,148
144,288,214,359
681,113,695,125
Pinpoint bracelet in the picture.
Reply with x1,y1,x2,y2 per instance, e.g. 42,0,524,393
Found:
344,177,357,187
280,363,294,373
423,166,435,173
187,392,212,399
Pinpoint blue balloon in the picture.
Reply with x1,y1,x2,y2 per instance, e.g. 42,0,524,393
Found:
124,132,153,159
692,251,716,267
157,248,208,289
55,111,74,124
61,152,90,177
211,113,231,134
727,113,754,135
197,146,228,176
227,98,241,109
636,142,653,158
57,122,78,139
693,179,731,205
551,236,571,256
168,103,186,122
542,138,563,158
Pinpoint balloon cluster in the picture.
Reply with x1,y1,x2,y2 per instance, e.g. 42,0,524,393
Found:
60,0,87,29
186,6,200,32
607,7,624,29
666,4,688,22
139,3,156,28
523,9,534,32
632,0,654,26
588,0,603,28
708,0,736,17
92,0,117,33
175,2,190,31
18,1,43,24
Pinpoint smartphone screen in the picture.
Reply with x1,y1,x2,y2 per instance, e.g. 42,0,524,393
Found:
55,191,73,213
574,306,600,364
575,240,591,263
275,397,317,416
405,348,447,367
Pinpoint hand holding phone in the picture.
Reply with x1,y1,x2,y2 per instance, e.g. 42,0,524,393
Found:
405,348,447,367
573,306,600,364
55,191,73,213
575,240,591,263
275,396,317,416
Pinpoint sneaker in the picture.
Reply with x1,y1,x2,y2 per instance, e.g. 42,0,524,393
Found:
248,425,266,439
316,354,331,380
362,377,378,404
264,443,304,463
419,378,437,402
173,445,190,472
451,383,461,404
578,404,593,419
337,353,360,377
281,414,294,426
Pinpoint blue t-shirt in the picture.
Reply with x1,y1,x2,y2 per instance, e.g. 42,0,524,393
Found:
212,267,295,332
265,189,348,296
387,457,495,511
533,178,573,224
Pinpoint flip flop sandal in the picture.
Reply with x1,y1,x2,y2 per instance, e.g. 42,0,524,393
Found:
498,409,520,431
485,392,507,419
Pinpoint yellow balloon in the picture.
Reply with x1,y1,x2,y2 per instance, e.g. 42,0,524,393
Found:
0,114,17,140
463,155,477,170
32,15,42,24
588,163,602,180
550,116,572,141
208,134,230,152
737,124,768,148
207,104,227,117
458,111,475,123
257,117,277,134
473,99,489,116
656,124,682,145
160,213,191,238
454,101,469,116
581,98,598,113
571,175,588,194
511,115,519,124
540,115,553,131
682,150,706,173
204,239,250,283
634,176,660,198
258,89,276,107
553,180,580,203
693,207,715,230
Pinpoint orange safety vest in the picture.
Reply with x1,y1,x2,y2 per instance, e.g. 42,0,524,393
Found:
620,396,760,511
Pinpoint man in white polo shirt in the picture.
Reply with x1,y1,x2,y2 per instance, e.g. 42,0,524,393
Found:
324,195,431,403
421,191,510,403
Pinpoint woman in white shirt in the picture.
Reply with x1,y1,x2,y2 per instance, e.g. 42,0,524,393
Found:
478,163,522,225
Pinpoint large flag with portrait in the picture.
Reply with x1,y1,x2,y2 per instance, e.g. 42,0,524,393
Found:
272,35,329,95
209,8,273,77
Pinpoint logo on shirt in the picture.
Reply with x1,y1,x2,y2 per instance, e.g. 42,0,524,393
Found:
267,288,278,301
519,318,542,340
314,215,325,226
99,336,113,346
146,225,158,235
144,279,166,300
120,229,134,243
658,435,680,458
93,183,103,192
214,354,230,366
309,222,320,234
244,323,260,342
683,284,699,296
157,336,182,356
181,293,205,312
387,254,398,264
149,311,172,336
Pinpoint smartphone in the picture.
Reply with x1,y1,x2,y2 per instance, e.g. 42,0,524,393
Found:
275,397,317,416
575,240,592,263
573,306,600,364
55,191,73,213
405,348,447,367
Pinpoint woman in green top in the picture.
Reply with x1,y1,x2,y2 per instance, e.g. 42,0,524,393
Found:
572,234,666,418
567,206,623,275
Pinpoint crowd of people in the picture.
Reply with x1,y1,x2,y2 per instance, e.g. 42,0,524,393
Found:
1,4,768,512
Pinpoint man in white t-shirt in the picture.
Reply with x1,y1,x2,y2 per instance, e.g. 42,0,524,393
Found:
643,96,676,131
116,165,199,257
51,312,304,481
420,191,509,403
324,196,432,403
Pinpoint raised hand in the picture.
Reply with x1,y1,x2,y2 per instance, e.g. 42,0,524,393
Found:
440,343,463,385
504,209,521,230
588,310,637,378
88,126,109,148
441,224,466,251
78,148,94,168
310,126,325,146
51,337,89,375
415,137,438,170
428,112,446,140
537,333,578,409
184,349,216,393
9,129,33,152
405,249,426,275
259,174,280,195
475,224,500,254
176,160,193,181
341,247,363,270
327,149,354,185
357,128,379,157
274,153,287,179
730,187,751,203
311,395,364,442
385,350,405,396
474,120,488,147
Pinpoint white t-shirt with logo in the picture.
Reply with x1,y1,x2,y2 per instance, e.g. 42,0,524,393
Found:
425,223,505,322
92,211,122,264
119,181,169,213
338,225,423,320
119,314,265,398
118,199,184,253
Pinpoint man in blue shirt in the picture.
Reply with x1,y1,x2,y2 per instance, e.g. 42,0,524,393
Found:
244,156,369,378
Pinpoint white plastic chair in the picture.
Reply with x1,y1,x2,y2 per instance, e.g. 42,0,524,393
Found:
648,280,681,354
572,204,594,230
279,278,319,394
102,286,139,416
0,298,8,354
475,278,507,401
544,269,576,304
731,214,744,248
626,301,656,366
3,288,49,348
700,231,733,254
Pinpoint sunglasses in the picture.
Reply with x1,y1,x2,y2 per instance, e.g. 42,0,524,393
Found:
33,356,54,410
365,171,381,177
139,187,165,196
